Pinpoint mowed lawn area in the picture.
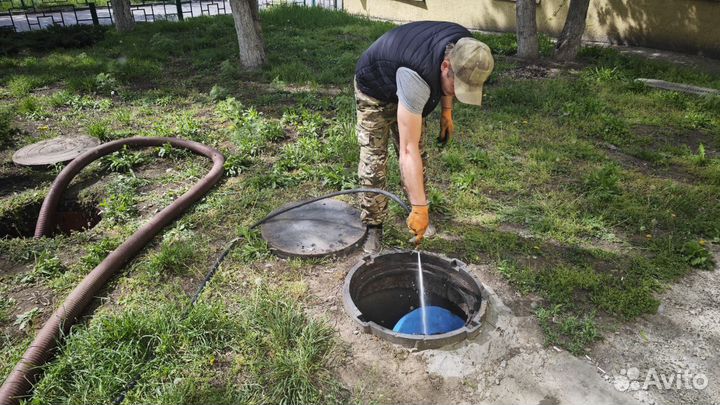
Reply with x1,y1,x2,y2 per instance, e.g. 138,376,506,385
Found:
1,6,719,403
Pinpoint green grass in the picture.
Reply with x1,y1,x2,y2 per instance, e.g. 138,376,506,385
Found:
19,251,68,284
0,4,719,400
537,305,600,355
31,286,343,404
0,289,14,323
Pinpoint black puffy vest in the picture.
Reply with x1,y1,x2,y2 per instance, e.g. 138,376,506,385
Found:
355,21,471,117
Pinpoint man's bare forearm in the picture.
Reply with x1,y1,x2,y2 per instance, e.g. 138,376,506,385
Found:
397,103,427,206
441,95,454,110
399,146,426,205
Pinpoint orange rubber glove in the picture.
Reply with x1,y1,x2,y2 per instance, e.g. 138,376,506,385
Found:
406,205,430,244
438,108,454,146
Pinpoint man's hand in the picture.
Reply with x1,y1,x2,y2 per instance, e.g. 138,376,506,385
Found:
406,205,429,244
438,108,454,145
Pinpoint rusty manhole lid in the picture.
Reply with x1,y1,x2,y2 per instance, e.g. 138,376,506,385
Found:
12,136,100,166
260,199,367,258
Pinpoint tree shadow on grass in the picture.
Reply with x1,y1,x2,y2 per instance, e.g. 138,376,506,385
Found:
0,6,390,110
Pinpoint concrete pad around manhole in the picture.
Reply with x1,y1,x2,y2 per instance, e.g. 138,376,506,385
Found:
419,280,642,405
260,198,367,258
12,136,99,166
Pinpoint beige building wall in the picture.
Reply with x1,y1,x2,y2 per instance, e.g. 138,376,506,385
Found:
344,0,720,58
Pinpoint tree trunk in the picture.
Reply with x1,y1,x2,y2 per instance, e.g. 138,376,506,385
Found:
554,0,591,61
515,0,539,60
111,0,135,33
229,0,267,70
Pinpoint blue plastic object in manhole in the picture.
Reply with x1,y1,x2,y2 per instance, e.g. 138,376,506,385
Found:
393,306,466,335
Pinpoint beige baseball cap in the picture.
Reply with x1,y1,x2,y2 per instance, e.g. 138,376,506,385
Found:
449,37,494,106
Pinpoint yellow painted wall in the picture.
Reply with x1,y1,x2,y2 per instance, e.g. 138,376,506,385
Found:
344,0,720,58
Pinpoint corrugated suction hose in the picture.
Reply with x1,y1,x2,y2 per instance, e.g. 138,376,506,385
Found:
0,137,224,405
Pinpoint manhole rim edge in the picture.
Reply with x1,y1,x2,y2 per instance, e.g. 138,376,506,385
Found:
342,249,490,349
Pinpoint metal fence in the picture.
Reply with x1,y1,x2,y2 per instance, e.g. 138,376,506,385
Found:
0,0,341,32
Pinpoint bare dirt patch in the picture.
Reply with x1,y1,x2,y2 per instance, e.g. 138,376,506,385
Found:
603,144,699,184
501,64,563,81
601,124,720,184
0,258,57,340
632,125,719,157
593,248,720,405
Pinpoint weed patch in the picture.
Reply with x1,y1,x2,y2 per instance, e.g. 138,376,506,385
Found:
537,305,601,355
20,252,67,284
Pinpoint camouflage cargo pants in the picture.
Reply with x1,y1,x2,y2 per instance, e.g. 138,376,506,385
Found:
355,78,427,226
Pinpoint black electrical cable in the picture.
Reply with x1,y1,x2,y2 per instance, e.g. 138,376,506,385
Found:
112,188,408,404
190,187,409,305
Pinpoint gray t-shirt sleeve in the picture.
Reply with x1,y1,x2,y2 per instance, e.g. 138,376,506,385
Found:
396,67,431,115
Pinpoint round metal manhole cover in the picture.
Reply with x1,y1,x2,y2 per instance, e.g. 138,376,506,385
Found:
12,136,100,166
260,199,367,258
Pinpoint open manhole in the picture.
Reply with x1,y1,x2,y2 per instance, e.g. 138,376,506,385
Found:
0,197,101,238
343,251,488,349
260,199,367,258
